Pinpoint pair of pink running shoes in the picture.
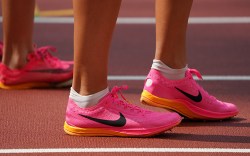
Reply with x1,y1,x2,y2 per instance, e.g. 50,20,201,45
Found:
0,43,239,137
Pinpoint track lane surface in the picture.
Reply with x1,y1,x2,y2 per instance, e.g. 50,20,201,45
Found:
0,0,250,155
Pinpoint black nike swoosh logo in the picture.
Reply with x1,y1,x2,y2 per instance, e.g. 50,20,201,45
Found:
175,87,202,102
79,112,126,127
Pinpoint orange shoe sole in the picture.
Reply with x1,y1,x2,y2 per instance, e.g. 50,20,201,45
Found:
140,90,238,120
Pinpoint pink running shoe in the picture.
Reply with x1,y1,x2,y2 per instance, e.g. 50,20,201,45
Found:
64,86,182,137
0,46,73,89
141,69,239,120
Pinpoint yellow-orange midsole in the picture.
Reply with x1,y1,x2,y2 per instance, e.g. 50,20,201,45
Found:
0,82,50,89
64,122,129,137
140,90,211,119
63,121,181,137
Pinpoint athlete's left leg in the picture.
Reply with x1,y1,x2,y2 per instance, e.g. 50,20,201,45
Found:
64,0,182,137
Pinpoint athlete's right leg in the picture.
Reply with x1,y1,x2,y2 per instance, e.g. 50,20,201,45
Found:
64,0,182,137
72,0,121,95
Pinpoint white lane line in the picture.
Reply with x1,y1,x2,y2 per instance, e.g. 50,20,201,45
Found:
108,75,250,81
118,17,250,24
0,148,250,154
54,75,250,87
188,17,250,24
1,17,250,24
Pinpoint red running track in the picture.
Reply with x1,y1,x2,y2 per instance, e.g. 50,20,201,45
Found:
0,0,250,155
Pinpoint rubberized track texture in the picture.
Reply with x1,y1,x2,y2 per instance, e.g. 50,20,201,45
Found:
0,0,250,155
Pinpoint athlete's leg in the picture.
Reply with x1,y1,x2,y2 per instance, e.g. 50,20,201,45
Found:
72,0,121,95
155,0,193,69
141,0,238,120
2,0,35,69
65,1,182,137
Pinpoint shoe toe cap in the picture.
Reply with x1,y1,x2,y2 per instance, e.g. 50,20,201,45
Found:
224,102,239,113
157,112,182,126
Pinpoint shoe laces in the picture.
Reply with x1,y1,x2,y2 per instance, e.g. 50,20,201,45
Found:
110,85,145,114
27,46,62,68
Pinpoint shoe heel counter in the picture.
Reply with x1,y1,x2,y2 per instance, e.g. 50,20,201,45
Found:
143,69,161,94
65,99,91,128
65,99,78,125
143,69,172,99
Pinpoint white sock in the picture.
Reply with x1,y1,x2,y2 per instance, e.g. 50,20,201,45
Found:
151,59,188,80
69,87,109,108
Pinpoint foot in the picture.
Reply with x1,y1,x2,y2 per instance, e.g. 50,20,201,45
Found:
0,46,73,89
141,68,239,120
64,86,182,137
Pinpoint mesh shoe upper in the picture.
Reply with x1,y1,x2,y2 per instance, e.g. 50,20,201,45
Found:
143,68,238,116
65,86,181,135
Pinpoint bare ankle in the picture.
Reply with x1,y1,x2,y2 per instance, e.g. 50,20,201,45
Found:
2,54,28,69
